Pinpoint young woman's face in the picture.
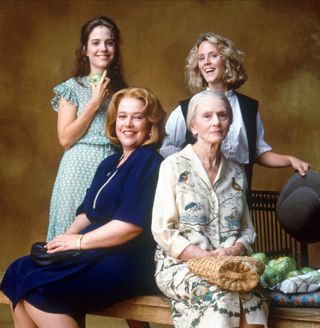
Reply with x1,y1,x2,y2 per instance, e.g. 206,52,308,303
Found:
116,97,150,153
197,41,226,89
191,96,230,145
86,25,116,74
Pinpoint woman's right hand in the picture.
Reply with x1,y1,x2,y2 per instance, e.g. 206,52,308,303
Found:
57,70,111,149
90,70,111,108
179,244,212,261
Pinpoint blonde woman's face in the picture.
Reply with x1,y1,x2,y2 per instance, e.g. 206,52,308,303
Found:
197,41,225,89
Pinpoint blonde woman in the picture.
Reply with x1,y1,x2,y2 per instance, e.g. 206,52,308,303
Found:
160,32,309,189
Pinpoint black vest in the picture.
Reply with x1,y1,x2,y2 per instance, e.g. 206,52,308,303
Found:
179,92,258,191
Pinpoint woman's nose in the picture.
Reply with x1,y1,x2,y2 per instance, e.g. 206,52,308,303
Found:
204,55,211,65
124,117,133,126
100,43,107,51
211,114,220,125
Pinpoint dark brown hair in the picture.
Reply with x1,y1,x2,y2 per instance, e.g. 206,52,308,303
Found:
73,16,127,92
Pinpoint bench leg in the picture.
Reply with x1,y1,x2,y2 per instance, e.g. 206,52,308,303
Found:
126,319,150,328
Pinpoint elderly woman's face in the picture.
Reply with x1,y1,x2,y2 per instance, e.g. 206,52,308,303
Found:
191,96,230,145
116,97,149,152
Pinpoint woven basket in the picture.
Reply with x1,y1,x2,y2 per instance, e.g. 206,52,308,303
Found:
187,256,264,292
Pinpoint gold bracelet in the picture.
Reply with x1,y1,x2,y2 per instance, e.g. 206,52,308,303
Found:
77,234,84,250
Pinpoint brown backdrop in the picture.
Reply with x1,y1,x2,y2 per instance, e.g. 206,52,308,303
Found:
1,0,319,270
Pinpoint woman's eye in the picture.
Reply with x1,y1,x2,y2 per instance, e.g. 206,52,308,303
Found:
106,40,115,47
118,115,126,119
218,112,228,120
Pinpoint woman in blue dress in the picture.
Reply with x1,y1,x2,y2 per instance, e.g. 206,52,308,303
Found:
1,87,166,328
48,16,127,241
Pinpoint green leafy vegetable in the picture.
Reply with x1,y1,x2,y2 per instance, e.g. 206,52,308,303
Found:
251,253,269,265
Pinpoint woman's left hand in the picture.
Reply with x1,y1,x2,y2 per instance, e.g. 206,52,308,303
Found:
46,234,81,253
288,156,310,176
210,247,233,256
210,243,246,257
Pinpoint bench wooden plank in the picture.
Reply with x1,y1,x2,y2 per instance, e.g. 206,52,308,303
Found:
270,306,320,323
90,295,172,325
1,289,320,327
0,290,9,305
89,295,320,326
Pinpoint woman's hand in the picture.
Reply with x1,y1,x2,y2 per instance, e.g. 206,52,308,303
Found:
210,243,247,257
178,245,212,261
90,69,111,107
57,70,111,149
288,155,310,176
46,233,82,253
257,151,310,176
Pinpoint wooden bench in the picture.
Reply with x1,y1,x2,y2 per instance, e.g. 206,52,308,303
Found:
1,290,320,327
1,191,319,327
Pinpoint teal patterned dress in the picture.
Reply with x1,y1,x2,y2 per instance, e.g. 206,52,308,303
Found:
47,77,116,241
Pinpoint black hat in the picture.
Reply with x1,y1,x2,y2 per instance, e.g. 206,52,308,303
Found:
276,170,320,243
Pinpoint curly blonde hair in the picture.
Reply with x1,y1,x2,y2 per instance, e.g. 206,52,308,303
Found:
186,32,248,93
106,87,166,148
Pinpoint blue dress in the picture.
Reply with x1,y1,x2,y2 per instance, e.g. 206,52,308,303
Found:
48,77,116,241
0,146,162,324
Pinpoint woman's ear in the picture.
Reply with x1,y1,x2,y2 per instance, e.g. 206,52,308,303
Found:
190,123,197,137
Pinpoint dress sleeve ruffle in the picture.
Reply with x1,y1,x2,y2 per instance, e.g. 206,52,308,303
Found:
51,80,79,112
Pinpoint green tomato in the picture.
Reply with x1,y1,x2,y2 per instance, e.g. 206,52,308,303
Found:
251,253,269,265
284,269,302,279
268,256,296,275
300,267,315,274
89,74,102,85
261,266,283,287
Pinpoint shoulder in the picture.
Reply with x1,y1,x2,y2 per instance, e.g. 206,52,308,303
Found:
179,97,191,107
97,151,121,169
234,91,259,107
55,77,76,87
135,146,163,162
129,146,163,173
55,77,87,90
161,145,191,169
179,97,192,119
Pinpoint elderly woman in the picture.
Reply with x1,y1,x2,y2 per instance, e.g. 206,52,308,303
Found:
160,32,309,190
1,87,165,328
152,90,268,328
